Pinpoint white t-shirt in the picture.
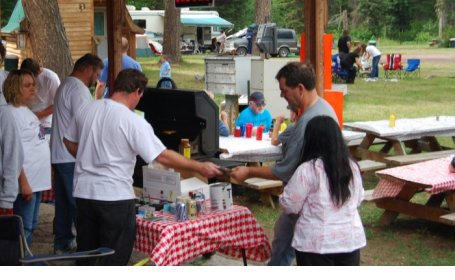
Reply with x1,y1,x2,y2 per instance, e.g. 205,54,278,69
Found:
64,99,166,201
366,45,381,57
50,76,92,164
9,106,51,192
29,68,60,128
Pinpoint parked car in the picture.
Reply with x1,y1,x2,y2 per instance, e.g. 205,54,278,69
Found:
256,23,298,57
224,28,249,56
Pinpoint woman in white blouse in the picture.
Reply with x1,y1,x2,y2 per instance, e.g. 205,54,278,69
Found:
279,116,366,266
3,69,51,245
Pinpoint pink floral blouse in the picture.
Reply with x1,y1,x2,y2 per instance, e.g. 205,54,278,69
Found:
279,158,366,254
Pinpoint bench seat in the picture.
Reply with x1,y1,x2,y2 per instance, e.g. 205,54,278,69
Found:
357,159,387,172
239,178,283,209
384,150,455,166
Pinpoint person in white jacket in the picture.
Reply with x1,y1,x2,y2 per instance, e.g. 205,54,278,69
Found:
0,101,24,215
279,116,366,266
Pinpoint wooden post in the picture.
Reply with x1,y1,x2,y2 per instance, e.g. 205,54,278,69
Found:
106,0,124,97
304,0,328,96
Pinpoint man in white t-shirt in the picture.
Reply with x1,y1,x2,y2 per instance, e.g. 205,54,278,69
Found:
63,69,221,265
20,58,61,136
50,54,104,255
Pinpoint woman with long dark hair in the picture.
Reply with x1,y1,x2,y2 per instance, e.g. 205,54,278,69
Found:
279,116,366,266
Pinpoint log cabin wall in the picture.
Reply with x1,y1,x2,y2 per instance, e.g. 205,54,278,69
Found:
58,0,94,61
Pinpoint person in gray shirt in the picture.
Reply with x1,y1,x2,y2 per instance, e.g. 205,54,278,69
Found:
231,62,338,265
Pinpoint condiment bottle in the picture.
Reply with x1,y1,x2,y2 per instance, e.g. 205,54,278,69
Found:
180,138,191,159
389,114,396,128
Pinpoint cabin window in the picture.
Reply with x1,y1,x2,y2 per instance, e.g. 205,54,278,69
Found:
94,12,105,36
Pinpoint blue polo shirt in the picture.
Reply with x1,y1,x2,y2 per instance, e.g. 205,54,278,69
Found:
235,107,272,132
99,54,142,84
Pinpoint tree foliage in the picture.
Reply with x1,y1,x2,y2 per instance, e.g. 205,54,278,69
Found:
122,0,455,47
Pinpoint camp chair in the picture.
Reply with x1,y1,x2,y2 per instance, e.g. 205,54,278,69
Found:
0,215,114,265
383,53,403,79
403,58,420,78
332,54,349,83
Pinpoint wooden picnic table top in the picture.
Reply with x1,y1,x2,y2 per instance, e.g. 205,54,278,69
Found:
344,116,455,141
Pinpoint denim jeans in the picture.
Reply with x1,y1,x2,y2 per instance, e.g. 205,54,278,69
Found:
14,192,42,246
370,55,381,78
52,163,77,250
267,212,299,266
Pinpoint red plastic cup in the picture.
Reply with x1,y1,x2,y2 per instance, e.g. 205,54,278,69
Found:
234,126,241,137
256,125,263,140
245,123,253,138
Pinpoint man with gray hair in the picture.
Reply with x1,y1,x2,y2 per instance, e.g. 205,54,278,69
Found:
231,62,338,265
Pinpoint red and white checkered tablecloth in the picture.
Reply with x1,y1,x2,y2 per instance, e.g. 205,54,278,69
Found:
134,205,271,266
373,156,455,198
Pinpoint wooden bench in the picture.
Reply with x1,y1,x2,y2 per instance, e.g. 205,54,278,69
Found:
357,159,387,172
239,177,283,209
384,150,455,167
440,212,455,225
362,189,376,202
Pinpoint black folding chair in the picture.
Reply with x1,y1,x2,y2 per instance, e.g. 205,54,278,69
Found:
0,215,114,265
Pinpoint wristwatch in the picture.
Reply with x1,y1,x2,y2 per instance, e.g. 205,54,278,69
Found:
451,156,455,168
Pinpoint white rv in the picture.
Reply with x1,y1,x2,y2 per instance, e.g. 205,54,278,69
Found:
127,6,233,51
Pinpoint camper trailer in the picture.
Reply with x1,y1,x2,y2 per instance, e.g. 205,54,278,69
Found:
127,6,233,52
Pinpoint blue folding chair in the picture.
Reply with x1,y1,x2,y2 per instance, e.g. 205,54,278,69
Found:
332,54,349,83
403,58,420,78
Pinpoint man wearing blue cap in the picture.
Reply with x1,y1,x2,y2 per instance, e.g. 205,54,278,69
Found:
235,92,273,132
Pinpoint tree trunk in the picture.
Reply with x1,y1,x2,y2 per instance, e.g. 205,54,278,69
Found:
22,0,73,80
163,0,181,64
435,0,446,39
253,0,271,55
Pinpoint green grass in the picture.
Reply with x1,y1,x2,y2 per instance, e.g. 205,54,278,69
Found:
138,43,455,265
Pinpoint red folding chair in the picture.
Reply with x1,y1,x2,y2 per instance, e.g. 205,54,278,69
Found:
383,53,403,79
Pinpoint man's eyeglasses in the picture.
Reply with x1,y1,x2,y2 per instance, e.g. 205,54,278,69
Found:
254,101,265,107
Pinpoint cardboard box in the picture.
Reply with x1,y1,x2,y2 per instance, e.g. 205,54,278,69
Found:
142,165,210,202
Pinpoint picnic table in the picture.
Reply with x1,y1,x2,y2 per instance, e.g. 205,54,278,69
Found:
218,130,366,163
344,116,455,162
369,155,455,226
134,205,271,266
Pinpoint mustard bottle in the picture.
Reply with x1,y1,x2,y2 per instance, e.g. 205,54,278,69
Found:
389,114,396,128
181,138,191,159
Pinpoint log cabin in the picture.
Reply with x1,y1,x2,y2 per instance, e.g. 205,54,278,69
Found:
1,0,143,66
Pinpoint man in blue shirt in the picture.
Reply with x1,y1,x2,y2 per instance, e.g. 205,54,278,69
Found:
95,37,142,99
235,92,272,132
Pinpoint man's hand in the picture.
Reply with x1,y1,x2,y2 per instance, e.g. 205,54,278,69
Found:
230,166,250,183
198,162,223,178
21,182,33,202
